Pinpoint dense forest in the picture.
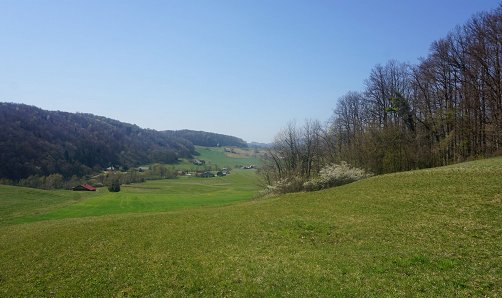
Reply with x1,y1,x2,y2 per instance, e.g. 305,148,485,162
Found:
165,129,248,148
262,4,502,191
0,103,246,181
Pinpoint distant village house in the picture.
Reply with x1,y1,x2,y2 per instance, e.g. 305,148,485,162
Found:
72,184,96,191
137,166,149,172
197,171,215,178
192,159,206,166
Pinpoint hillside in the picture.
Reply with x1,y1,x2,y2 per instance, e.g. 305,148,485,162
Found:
0,157,500,296
0,103,246,180
165,130,248,148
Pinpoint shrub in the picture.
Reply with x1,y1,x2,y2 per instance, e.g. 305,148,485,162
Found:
267,176,305,194
303,162,371,191
263,162,371,195
108,179,121,192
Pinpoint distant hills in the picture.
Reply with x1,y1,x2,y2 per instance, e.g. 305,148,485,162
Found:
247,141,271,148
0,103,247,180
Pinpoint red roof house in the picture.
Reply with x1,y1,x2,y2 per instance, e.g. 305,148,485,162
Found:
72,184,97,191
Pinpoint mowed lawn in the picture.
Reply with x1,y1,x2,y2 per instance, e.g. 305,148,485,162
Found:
1,157,501,296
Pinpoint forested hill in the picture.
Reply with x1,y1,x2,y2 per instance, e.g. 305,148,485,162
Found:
165,129,248,148
0,103,243,180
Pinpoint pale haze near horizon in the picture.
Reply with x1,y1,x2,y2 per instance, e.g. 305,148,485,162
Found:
1,0,499,143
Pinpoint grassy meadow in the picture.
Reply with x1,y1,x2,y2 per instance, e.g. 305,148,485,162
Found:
1,169,258,225
0,157,501,296
174,146,263,171
0,185,100,226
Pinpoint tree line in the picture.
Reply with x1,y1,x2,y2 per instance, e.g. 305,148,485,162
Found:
3,164,180,190
261,4,502,190
165,129,248,148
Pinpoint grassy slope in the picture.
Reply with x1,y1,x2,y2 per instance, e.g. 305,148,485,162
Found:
0,157,501,296
0,185,100,226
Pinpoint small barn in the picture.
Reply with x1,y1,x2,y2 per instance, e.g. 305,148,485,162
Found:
72,184,97,191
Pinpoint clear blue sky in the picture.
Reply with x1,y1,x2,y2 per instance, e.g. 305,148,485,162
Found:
1,1,499,143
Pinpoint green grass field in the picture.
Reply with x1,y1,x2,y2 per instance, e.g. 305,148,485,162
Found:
0,169,259,225
174,146,263,171
0,186,100,226
0,157,501,296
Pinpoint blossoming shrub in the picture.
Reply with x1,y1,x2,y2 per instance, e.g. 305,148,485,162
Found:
263,162,372,195
303,162,371,191
266,176,305,194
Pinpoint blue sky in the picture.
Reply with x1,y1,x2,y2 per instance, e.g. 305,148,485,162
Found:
1,0,500,143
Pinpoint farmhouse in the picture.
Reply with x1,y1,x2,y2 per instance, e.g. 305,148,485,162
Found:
137,166,149,172
72,184,97,191
224,148,236,153
197,171,215,178
192,159,205,166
